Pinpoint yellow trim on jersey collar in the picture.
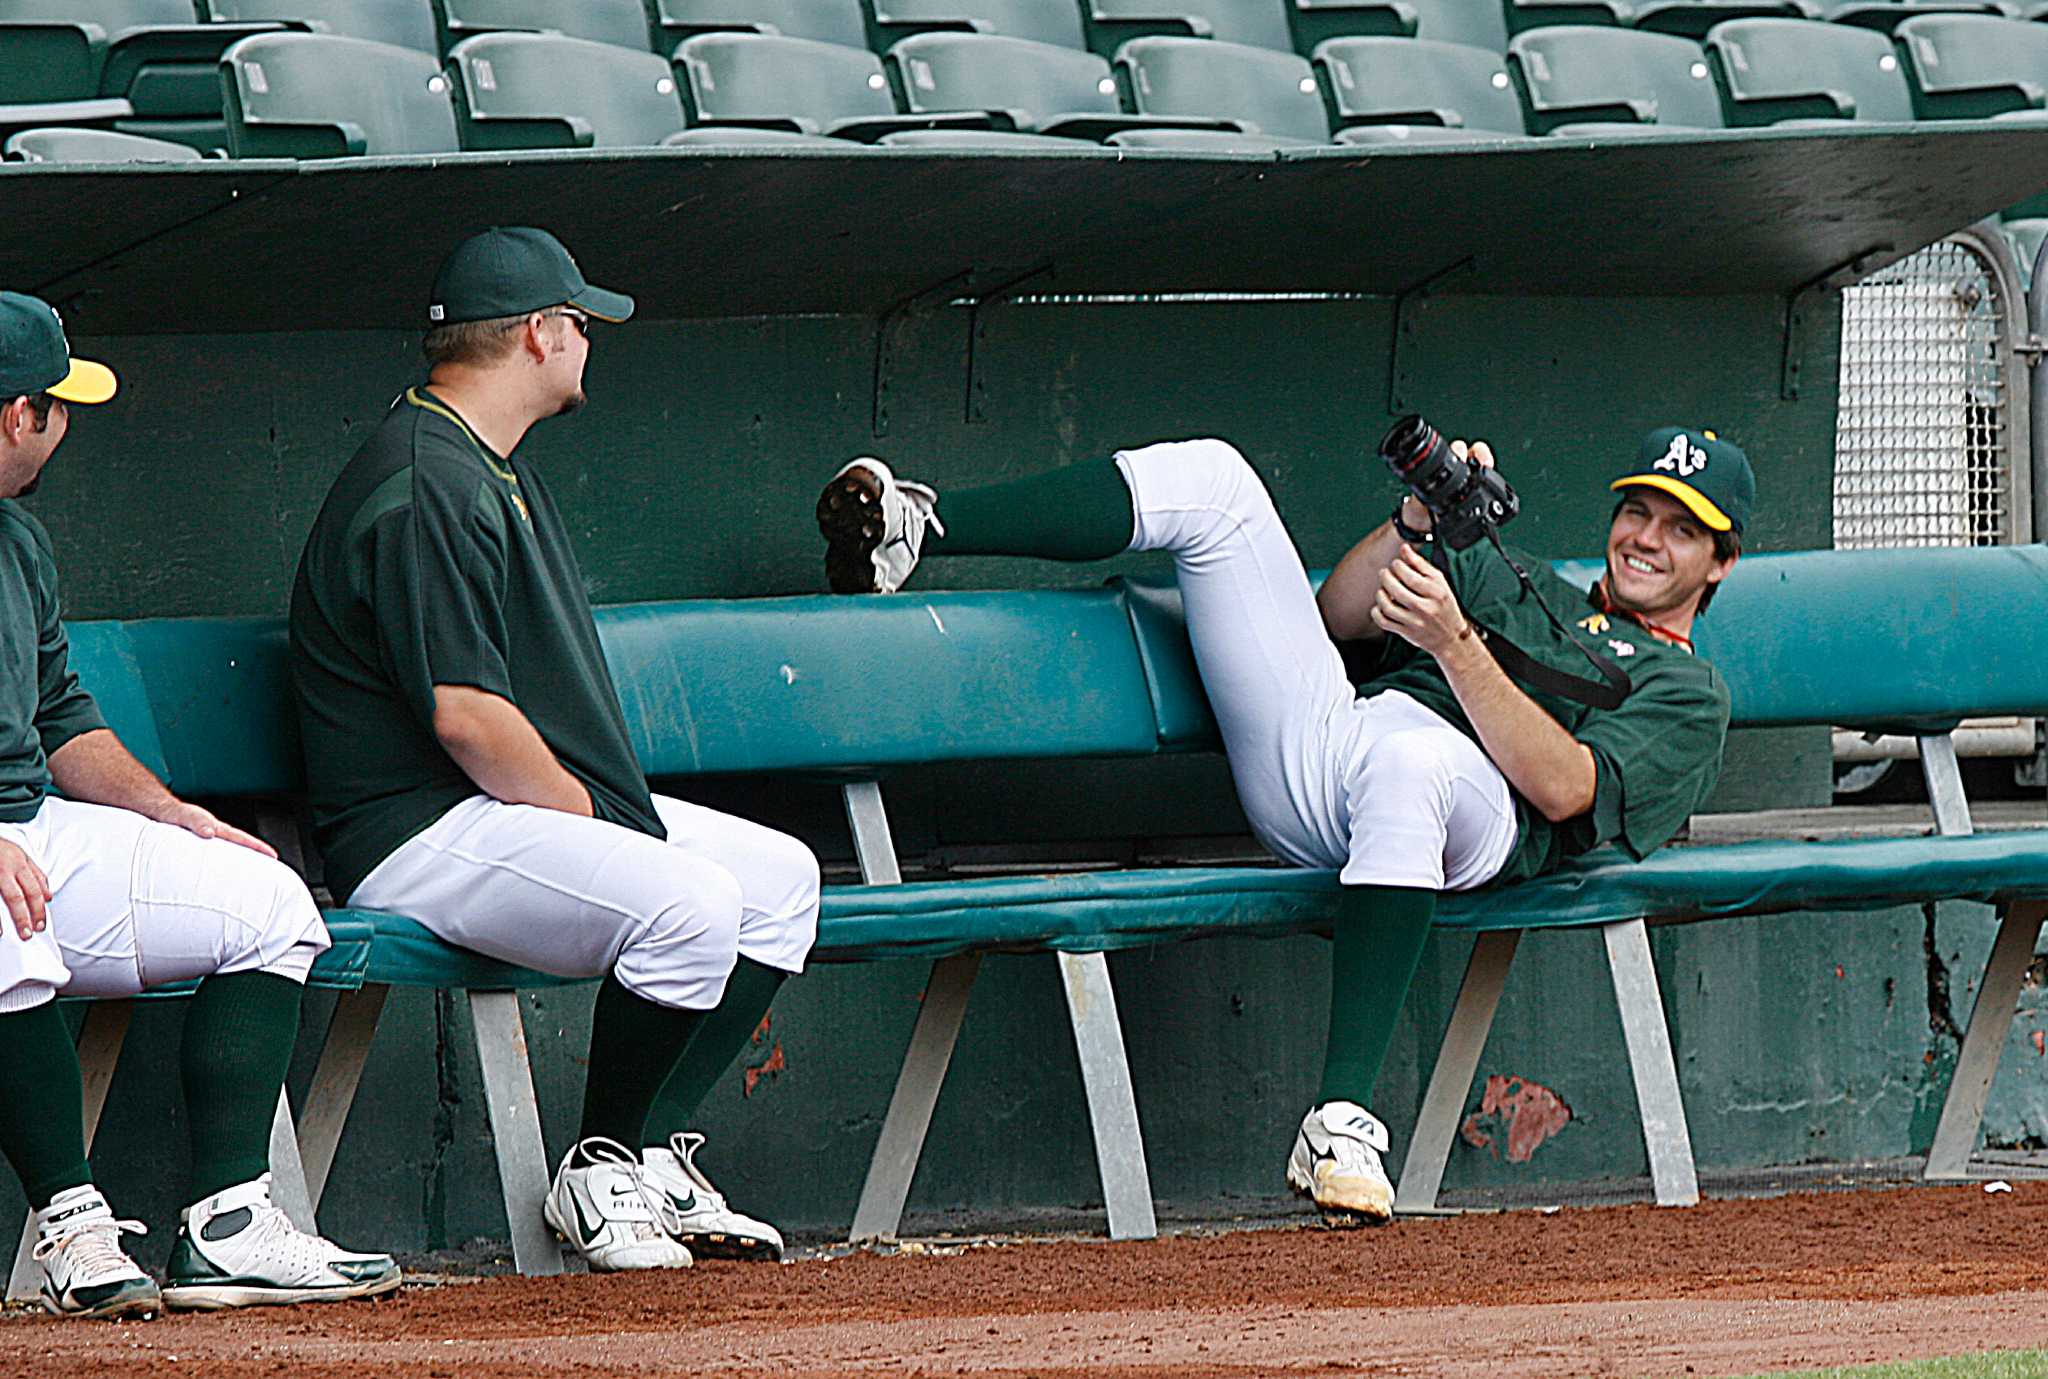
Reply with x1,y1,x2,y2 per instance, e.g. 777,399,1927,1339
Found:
405,387,518,485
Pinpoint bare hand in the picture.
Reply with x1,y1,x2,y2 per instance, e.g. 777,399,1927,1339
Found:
0,838,50,942
156,802,278,859
1373,543,1471,656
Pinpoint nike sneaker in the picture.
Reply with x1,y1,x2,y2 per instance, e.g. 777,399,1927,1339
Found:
542,1137,692,1272
1286,1100,1395,1227
161,1174,401,1310
817,458,944,594
642,1132,784,1262
32,1184,159,1319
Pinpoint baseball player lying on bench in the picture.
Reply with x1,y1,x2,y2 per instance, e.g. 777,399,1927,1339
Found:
817,424,1752,1225
0,293,399,1317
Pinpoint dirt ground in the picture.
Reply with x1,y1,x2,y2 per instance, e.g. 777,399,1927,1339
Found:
9,1180,2048,1378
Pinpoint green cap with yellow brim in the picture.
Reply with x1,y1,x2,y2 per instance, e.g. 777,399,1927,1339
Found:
1610,426,1755,535
0,292,117,406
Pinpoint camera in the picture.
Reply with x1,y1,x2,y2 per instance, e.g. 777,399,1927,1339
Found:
1377,414,1519,551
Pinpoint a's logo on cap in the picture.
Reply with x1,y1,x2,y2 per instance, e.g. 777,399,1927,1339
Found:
429,304,445,322
1654,432,1708,478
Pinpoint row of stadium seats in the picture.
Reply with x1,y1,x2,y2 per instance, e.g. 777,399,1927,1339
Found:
6,15,2047,163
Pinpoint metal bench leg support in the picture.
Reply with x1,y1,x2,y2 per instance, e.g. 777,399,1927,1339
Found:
1395,930,1521,1214
468,990,564,1276
849,953,981,1243
1058,951,1157,1241
9,1001,132,1302
269,1090,317,1232
296,983,390,1212
1926,899,2048,1180
1604,918,1698,1207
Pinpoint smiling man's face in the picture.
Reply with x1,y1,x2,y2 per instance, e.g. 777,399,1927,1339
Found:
1604,487,1733,623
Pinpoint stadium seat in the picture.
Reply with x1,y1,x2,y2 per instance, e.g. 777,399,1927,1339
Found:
865,0,1091,48
448,33,685,149
438,0,654,51
1509,0,1812,40
660,126,849,145
1333,121,1517,141
1116,36,1331,140
202,0,437,53
1082,0,1295,59
1508,26,1725,133
1819,0,2018,34
886,32,1236,138
1106,126,1320,146
652,0,869,50
219,31,459,155
1706,18,1914,123
1313,36,1528,134
876,127,1099,144
4,125,205,160
674,32,994,140
1894,13,2048,116
1289,0,1511,53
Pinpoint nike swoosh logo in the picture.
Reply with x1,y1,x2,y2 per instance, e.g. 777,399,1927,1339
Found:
570,1191,604,1246
667,1191,697,1214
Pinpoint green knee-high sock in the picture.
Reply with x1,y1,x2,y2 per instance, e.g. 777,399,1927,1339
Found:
182,971,303,1203
925,458,1137,561
579,975,711,1150
0,1001,90,1210
646,957,787,1137
1317,886,1437,1108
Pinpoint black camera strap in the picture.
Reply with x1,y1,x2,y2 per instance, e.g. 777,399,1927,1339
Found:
1447,529,1633,712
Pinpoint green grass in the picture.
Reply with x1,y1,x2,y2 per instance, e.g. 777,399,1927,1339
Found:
1728,1352,2048,1379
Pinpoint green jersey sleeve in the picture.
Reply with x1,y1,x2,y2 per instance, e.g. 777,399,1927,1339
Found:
1576,658,1731,860
27,517,104,759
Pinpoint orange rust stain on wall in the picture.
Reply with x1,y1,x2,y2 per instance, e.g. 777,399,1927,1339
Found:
1460,1074,1573,1163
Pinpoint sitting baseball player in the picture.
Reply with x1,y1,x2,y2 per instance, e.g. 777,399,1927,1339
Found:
817,426,1749,1225
0,293,399,1316
291,229,819,1271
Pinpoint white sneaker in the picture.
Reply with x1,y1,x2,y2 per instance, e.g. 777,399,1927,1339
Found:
642,1132,784,1262
160,1174,401,1310
1286,1101,1395,1227
543,1137,693,1272
816,457,945,594
32,1185,159,1319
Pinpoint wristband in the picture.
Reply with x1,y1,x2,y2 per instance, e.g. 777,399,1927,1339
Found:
1391,501,1433,545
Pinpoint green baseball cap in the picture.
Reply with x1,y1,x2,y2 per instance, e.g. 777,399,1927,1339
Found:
427,227,634,328
0,292,117,406
1611,426,1755,535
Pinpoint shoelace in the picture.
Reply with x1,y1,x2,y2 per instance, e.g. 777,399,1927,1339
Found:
34,1217,146,1274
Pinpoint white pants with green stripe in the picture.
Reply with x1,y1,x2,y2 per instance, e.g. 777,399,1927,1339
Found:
1116,439,1518,891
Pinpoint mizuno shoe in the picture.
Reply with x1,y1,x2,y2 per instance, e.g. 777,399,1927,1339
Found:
543,1137,693,1272
642,1132,784,1262
32,1185,159,1320
160,1174,401,1310
817,457,944,594
1286,1101,1395,1227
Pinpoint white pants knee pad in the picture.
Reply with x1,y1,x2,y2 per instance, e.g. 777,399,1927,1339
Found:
613,858,746,1011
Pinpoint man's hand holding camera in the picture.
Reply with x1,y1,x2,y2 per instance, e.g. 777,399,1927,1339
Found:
1376,439,1495,660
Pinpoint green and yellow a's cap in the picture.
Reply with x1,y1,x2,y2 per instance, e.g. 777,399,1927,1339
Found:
427,226,634,327
0,292,117,406
1611,426,1755,535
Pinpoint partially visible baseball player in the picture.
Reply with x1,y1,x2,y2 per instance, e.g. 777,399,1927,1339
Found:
0,292,399,1317
290,228,819,1271
818,429,1748,1225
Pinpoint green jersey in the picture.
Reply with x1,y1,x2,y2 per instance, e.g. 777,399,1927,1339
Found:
0,503,105,822
1344,541,1731,885
290,387,662,902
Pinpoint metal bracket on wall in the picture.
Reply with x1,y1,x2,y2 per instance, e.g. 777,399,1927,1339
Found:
1388,256,1475,415
873,269,973,439
967,261,1054,425
1781,246,1889,401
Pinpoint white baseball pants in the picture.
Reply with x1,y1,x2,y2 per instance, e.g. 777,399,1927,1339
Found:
0,796,330,1014
350,793,820,1012
1116,439,1520,891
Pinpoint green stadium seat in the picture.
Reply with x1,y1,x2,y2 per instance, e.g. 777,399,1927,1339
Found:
660,126,849,144
0,0,287,130
1289,0,1511,53
877,126,1103,143
886,32,1237,137
1083,0,1295,59
1510,0,1812,40
1508,25,1725,133
1895,13,2048,116
438,0,654,51
219,31,459,155
203,0,436,53
653,0,868,50
4,124,206,159
448,32,684,148
866,0,1091,48
1106,125,1320,144
675,32,995,140
1333,120,1519,140
1821,1,2017,35
1116,35,1332,139
1706,18,1914,123
1313,36,1528,133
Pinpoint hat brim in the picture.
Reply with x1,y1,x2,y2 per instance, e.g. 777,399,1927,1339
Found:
44,357,117,406
1611,475,1733,532
567,284,634,324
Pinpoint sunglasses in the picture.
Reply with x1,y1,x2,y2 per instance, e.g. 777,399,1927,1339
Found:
552,307,590,338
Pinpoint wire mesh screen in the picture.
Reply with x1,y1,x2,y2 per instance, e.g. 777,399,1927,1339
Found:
1835,240,2014,549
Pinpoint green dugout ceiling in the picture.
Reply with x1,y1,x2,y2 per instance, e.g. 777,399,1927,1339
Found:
1,130,2043,1246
